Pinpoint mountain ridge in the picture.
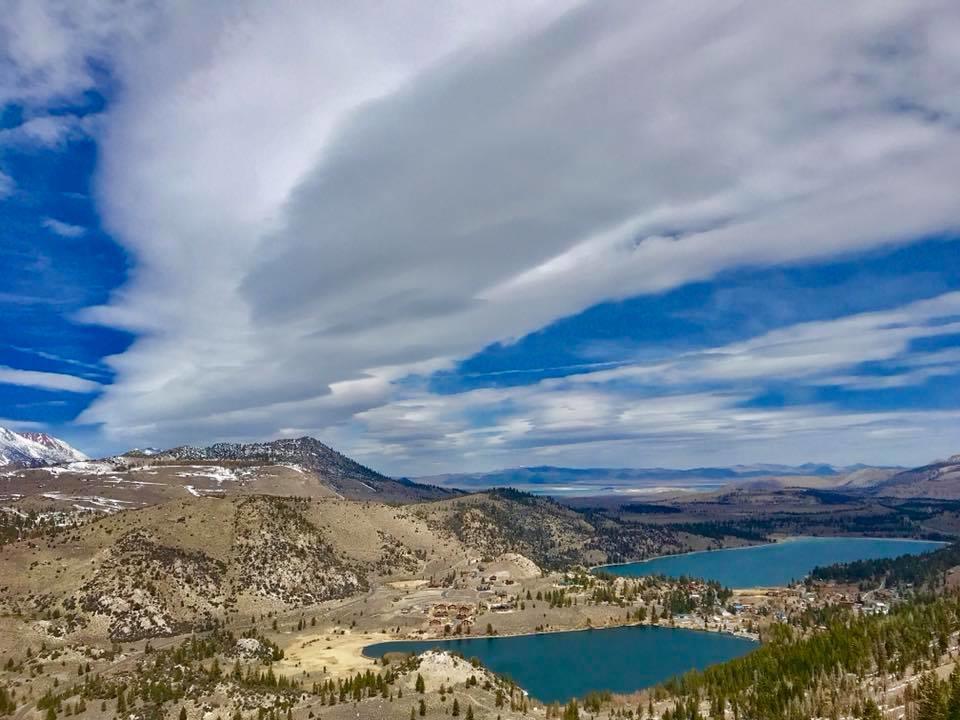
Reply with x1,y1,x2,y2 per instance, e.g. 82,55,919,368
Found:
134,435,456,501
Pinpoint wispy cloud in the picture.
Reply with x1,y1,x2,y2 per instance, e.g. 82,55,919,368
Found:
0,366,100,393
6,346,106,376
570,292,960,390
0,169,13,198
42,217,87,238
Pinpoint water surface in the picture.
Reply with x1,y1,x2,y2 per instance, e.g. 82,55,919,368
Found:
598,536,946,588
365,625,755,703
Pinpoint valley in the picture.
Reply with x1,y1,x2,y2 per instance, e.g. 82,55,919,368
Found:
2,436,960,720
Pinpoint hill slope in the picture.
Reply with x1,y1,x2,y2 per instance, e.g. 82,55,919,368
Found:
0,494,468,641
412,488,690,569
862,455,960,499
0,488,703,641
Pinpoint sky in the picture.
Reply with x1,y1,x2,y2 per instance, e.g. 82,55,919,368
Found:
1,0,960,475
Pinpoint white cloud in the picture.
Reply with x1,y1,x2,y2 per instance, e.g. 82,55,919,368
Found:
0,1,155,108
0,366,100,393
6,1,960,464
0,170,12,198
337,378,960,474
42,217,86,237
331,292,960,473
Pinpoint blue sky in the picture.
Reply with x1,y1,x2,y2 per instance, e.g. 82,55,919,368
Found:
2,1,960,474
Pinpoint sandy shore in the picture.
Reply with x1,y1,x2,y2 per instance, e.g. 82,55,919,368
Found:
277,629,393,678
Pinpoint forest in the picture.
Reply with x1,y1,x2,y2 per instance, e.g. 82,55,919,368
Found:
810,542,960,589
657,594,960,720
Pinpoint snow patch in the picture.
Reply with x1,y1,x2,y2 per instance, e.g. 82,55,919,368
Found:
41,461,121,476
175,466,237,485
41,493,135,513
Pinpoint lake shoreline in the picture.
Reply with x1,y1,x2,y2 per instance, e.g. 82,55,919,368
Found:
360,619,758,662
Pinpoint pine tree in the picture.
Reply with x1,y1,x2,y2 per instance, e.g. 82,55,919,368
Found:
416,674,425,694
418,699,426,716
948,666,960,720
562,699,580,720
179,707,188,720
917,671,947,720
860,699,882,720
452,698,460,716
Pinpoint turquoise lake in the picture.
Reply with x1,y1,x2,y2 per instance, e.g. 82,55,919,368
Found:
597,536,946,588
365,625,756,703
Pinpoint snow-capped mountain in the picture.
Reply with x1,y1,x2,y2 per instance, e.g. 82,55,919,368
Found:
0,427,88,468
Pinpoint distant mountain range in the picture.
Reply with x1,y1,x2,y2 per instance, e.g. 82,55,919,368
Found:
0,427,87,468
415,462,904,496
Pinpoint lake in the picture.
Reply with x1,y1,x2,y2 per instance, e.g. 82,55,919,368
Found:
597,536,946,588
365,625,756,703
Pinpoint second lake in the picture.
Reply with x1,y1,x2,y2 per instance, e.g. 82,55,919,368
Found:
596,536,946,588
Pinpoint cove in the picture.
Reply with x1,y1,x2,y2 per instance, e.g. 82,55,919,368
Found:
365,625,756,703
597,536,946,589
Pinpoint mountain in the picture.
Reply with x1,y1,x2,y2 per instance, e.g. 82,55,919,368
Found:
0,427,87,468
1,435,455,507
139,436,456,502
858,455,960,499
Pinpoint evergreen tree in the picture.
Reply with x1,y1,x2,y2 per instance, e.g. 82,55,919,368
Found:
860,699,882,720
947,666,960,720
917,671,947,720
